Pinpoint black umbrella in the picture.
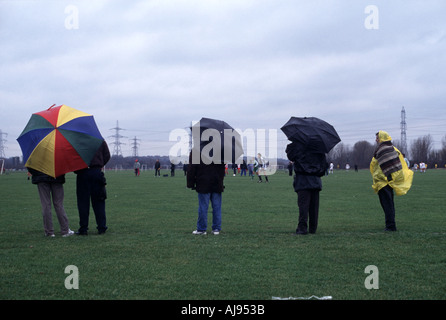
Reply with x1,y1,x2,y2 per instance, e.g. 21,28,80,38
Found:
285,141,328,177
281,116,341,153
190,117,243,164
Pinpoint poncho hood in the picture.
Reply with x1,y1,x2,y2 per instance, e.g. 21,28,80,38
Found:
377,130,392,143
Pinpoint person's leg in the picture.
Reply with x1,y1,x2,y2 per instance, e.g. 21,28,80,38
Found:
37,182,54,236
210,192,222,232
308,190,320,234
51,183,70,235
92,198,107,233
76,171,91,234
91,169,107,234
378,185,396,230
197,193,210,232
296,190,310,234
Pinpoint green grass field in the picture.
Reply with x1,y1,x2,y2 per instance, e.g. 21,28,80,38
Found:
1,168,445,300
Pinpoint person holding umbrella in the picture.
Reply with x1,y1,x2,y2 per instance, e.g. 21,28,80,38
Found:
286,142,327,234
281,117,340,235
75,140,110,235
17,104,110,237
27,168,74,237
187,151,225,235
187,117,243,235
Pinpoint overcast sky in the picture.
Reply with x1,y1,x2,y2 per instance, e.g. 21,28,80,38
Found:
1,0,445,160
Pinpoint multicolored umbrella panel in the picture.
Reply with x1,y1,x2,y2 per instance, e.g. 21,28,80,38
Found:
17,104,105,178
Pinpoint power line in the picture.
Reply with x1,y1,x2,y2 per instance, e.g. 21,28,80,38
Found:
0,129,7,159
109,121,126,157
130,136,141,157
400,106,407,154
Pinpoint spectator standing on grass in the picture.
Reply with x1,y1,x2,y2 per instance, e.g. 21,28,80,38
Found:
154,159,161,177
248,160,254,179
27,168,74,237
75,140,110,235
240,160,247,176
171,162,175,177
134,159,141,176
287,161,293,176
187,152,225,235
370,131,413,231
286,142,327,235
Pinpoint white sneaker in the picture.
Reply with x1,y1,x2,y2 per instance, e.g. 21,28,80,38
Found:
211,230,220,235
192,230,207,235
62,229,75,237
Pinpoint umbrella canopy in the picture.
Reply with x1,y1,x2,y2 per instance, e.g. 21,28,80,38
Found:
17,104,105,178
285,141,328,176
281,116,341,153
190,117,243,164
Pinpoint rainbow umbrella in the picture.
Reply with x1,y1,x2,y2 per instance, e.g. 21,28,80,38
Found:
17,104,105,178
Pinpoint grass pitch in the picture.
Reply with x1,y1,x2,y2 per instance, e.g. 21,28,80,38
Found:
0,168,445,300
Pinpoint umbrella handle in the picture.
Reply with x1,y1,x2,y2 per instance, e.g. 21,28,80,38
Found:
47,104,56,110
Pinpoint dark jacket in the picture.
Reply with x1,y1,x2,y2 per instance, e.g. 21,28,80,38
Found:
187,153,225,193
75,141,110,174
293,173,322,192
286,142,324,192
28,168,65,184
286,142,327,177
89,140,110,168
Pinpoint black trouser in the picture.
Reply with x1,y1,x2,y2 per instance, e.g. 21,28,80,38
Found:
378,185,396,230
297,189,320,233
76,168,107,233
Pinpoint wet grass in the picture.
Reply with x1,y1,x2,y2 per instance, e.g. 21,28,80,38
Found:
0,169,445,300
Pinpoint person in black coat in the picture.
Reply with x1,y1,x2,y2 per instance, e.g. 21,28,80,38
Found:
154,159,161,177
187,152,225,235
75,140,110,235
286,142,327,235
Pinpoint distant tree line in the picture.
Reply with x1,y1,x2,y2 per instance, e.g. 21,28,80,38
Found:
107,155,173,170
2,155,177,171
106,155,290,170
328,134,446,169
4,134,445,171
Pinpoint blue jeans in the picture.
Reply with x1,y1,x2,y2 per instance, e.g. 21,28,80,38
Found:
197,192,222,232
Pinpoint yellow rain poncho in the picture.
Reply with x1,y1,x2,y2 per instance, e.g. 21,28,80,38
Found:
370,131,413,196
